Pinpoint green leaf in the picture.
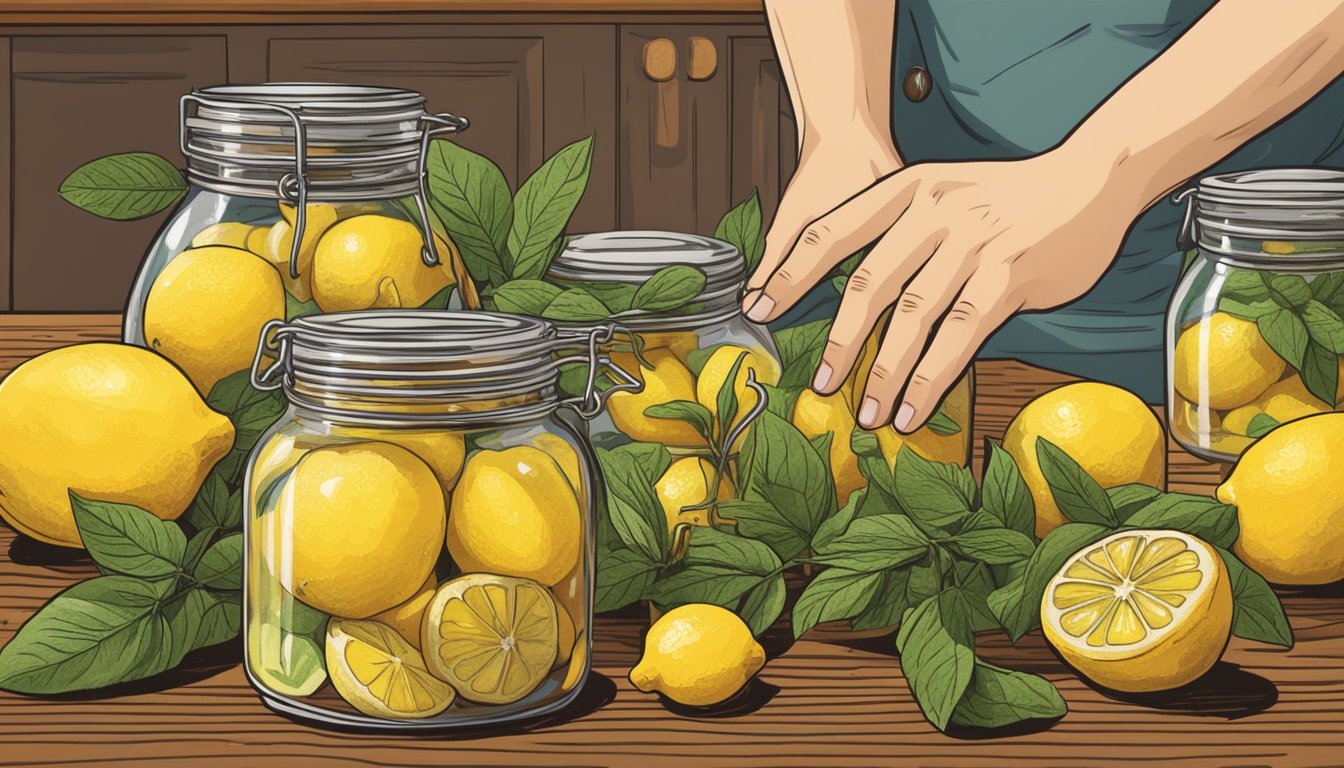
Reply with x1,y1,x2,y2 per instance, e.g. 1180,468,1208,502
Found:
284,294,322,321
773,319,832,389
948,527,1036,566
1222,268,1269,299
165,588,241,664
1106,483,1163,523
631,265,707,312
715,350,749,446
981,440,1035,538
925,408,962,435
715,500,800,559
739,577,788,637
896,593,975,732
417,284,456,310
1301,300,1344,354
206,369,284,478
595,547,660,613
542,288,611,322
596,447,668,564
740,411,835,558
1268,274,1312,309
851,569,911,632
186,470,241,532
761,383,800,422
1217,297,1278,320
69,494,185,579
792,568,884,638
643,400,715,445
950,660,1067,729
988,523,1112,641
490,279,563,316
0,576,175,694
182,526,219,572
426,139,513,286
831,275,847,294
1215,546,1293,647
58,152,186,221
893,446,974,528
507,135,594,279
1124,494,1239,549
811,486,862,550
607,441,672,482
812,513,930,572
714,188,765,271
574,281,640,313
244,615,324,695
1034,438,1117,527
1257,308,1310,368
1300,341,1340,406
647,528,784,635
193,533,243,591
1310,271,1344,304
1246,413,1281,438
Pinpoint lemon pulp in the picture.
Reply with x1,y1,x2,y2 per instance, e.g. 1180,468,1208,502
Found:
326,618,456,719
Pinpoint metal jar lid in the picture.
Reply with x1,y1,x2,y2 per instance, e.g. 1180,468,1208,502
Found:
1177,168,1344,264
547,231,746,330
250,310,639,427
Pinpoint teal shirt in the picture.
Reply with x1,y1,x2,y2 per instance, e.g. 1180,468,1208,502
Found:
778,1,1344,402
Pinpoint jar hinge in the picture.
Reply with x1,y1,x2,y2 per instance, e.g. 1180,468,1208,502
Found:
1173,186,1199,252
679,370,769,516
414,113,471,267
554,324,644,419
251,319,296,391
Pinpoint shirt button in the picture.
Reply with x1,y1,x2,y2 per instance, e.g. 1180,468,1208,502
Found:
904,66,931,102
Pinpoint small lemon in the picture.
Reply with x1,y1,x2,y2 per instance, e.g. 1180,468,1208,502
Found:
1003,383,1166,539
1258,375,1333,424
1041,529,1232,693
875,372,973,468
337,426,466,498
791,389,864,505
695,345,781,453
326,618,455,719
654,457,732,532
144,245,286,395
0,343,235,548
372,573,438,649
1173,312,1286,410
421,573,559,705
1218,412,1344,584
447,446,581,586
311,215,458,312
560,630,588,692
263,202,339,302
638,331,700,363
1221,404,1261,436
629,603,765,707
276,441,445,618
530,432,585,493
607,349,706,447
191,221,267,254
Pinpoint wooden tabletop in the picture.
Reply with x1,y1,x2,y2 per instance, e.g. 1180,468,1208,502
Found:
1,314,1341,768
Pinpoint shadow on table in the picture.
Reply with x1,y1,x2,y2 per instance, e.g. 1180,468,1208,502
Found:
655,678,781,720
1089,661,1278,720
8,533,95,573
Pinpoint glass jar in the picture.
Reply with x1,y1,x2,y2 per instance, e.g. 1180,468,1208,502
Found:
124,83,479,399
243,310,632,730
1168,169,1344,461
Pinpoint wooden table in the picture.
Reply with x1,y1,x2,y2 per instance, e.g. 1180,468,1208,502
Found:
1,315,1341,768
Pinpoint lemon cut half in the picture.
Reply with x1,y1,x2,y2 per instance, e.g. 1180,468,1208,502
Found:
1041,529,1232,693
326,618,456,720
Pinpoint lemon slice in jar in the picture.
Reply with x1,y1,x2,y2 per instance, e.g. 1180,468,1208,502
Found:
421,573,559,705
326,618,456,719
1041,529,1232,693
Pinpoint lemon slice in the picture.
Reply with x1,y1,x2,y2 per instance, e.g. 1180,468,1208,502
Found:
422,573,559,705
326,618,456,719
1041,529,1232,693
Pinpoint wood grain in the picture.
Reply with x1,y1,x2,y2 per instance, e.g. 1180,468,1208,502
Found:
0,315,1339,767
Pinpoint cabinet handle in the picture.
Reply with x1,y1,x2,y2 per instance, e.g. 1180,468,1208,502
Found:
687,36,718,81
643,38,677,82
644,38,680,148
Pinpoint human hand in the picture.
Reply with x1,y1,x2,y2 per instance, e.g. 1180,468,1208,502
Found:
743,148,1138,433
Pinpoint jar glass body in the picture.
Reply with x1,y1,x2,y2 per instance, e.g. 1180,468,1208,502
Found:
1166,243,1344,462
244,406,594,729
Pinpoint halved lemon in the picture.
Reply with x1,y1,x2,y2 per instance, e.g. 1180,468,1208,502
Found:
325,618,456,719
421,573,559,705
1041,529,1233,693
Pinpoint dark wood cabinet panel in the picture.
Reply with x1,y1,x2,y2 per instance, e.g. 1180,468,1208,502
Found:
268,26,616,235
10,35,227,311
728,34,794,231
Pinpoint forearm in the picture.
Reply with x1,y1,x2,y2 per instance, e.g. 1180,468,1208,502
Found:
766,0,899,157
1066,0,1344,211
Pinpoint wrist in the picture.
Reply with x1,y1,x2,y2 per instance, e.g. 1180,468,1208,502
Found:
1054,127,1160,217
798,123,902,173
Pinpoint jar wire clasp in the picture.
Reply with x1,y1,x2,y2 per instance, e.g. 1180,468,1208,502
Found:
414,112,471,268
557,324,645,420
250,319,295,392
681,370,769,516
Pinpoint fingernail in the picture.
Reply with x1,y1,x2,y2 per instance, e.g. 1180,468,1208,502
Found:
745,294,775,323
741,289,761,313
858,397,880,428
893,402,915,433
812,362,833,392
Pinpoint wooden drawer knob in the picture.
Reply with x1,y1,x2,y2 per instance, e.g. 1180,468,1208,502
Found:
643,38,677,82
687,36,718,81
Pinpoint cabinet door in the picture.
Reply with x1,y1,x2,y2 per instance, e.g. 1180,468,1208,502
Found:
618,25,795,235
10,35,227,311
268,26,616,235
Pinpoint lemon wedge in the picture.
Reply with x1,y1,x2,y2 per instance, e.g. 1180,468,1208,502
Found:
1041,529,1232,693
421,573,559,705
326,618,455,720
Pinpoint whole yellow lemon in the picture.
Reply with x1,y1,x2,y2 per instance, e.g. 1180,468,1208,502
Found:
1173,312,1285,410
695,345,781,453
311,215,458,312
144,245,285,395
607,348,706,447
654,457,733,532
447,445,581,587
629,603,765,707
263,202,339,302
0,343,235,547
1003,382,1166,538
791,389,865,506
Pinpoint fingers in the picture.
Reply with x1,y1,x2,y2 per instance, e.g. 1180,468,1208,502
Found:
894,271,1019,433
745,173,918,323
854,245,976,429
811,223,945,395
745,195,815,308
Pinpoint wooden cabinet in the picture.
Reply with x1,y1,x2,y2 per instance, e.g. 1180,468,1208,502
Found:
0,11,793,311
